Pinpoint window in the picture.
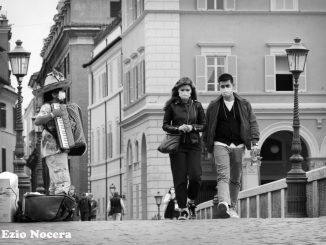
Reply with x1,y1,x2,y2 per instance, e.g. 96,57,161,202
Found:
102,72,108,98
271,0,298,11
135,141,139,162
110,0,121,18
13,105,16,131
124,59,145,107
197,0,235,10
0,103,6,128
123,0,144,29
207,56,226,91
102,127,106,160
265,45,306,92
196,50,237,92
1,148,6,172
97,129,100,162
107,123,113,158
116,119,120,155
91,131,95,163
275,56,293,91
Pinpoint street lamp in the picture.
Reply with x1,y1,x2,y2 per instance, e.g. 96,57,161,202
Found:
8,40,31,201
285,37,309,217
110,183,116,195
154,191,163,220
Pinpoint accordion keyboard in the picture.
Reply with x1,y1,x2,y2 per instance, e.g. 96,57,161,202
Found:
52,103,74,150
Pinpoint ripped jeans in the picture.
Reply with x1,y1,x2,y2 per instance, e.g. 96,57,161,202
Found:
45,153,71,195
213,144,245,208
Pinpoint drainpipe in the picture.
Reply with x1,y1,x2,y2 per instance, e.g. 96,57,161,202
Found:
105,100,108,220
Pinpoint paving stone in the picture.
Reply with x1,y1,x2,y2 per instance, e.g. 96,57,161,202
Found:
0,218,325,245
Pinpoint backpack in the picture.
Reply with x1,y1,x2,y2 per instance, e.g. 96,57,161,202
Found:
17,194,76,222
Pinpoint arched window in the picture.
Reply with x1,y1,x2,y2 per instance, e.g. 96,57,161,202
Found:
0,103,6,128
135,141,139,162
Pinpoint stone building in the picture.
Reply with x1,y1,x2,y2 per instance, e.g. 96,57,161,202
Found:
116,0,326,219
0,8,17,174
27,0,121,194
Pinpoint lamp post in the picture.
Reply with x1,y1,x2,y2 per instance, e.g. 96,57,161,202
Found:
110,183,116,196
285,37,309,217
8,40,31,201
154,191,163,220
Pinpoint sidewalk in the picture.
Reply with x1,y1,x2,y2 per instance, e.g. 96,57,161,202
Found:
0,218,326,245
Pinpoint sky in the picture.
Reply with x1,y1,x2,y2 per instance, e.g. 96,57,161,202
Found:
1,0,59,110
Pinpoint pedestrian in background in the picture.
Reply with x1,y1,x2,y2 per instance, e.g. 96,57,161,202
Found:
88,193,98,221
163,187,179,220
107,192,125,221
78,192,91,221
162,77,206,220
203,73,260,218
67,185,79,221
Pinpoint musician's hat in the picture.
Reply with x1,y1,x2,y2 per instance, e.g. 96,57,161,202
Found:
32,70,71,96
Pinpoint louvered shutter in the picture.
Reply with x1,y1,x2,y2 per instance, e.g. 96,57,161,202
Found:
265,55,276,92
197,0,206,10
226,55,237,91
196,55,206,91
123,73,128,106
298,69,307,92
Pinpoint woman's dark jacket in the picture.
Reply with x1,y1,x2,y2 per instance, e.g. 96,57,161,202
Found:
162,99,206,151
203,93,260,153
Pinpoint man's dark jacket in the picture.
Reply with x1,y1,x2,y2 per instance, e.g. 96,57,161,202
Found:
203,93,259,153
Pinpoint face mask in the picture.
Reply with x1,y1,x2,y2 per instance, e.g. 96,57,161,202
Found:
58,91,66,101
220,87,233,97
178,87,191,101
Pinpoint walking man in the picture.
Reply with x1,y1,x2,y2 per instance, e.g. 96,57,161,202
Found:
203,73,260,218
107,192,125,221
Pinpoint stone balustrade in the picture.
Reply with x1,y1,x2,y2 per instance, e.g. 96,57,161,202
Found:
196,166,326,219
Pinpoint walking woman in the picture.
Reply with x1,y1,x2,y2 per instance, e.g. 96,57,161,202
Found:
162,77,206,220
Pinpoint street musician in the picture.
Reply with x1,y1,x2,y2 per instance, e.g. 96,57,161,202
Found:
34,71,85,195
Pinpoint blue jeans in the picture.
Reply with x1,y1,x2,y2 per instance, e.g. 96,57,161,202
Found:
213,145,245,207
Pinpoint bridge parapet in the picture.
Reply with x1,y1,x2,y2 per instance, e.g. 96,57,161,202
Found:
196,166,326,219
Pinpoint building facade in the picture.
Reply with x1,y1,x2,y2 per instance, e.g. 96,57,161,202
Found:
26,0,121,194
84,19,123,220
116,0,326,219
0,9,17,174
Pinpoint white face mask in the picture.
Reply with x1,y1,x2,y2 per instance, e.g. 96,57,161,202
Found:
219,82,233,98
220,87,233,97
178,85,191,101
58,91,66,101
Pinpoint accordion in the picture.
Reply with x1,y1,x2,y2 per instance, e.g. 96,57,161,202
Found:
51,103,87,156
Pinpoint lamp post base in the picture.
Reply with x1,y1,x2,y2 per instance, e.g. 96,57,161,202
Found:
286,162,307,218
13,158,31,201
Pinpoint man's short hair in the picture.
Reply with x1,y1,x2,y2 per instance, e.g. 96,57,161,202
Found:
218,73,234,84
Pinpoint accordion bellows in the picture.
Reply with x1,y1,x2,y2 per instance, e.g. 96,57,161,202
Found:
52,103,87,156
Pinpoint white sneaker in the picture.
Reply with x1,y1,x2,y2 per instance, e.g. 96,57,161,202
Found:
217,202,230,218
229,208,239,218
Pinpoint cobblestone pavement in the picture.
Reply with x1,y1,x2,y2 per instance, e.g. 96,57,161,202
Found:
0,218,326,245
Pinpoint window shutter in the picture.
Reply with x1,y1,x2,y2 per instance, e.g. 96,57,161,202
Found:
225,0,235,10
265,55,276,92
197,0,206,10
0,103,6,128
123,73,128,106
142,60,146,94
130,69,135,103
226,55,237,91
298,68,307,92
137,63,142,98
196,55,206,91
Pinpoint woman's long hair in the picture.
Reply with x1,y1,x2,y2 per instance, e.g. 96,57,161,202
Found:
163,77,197,110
